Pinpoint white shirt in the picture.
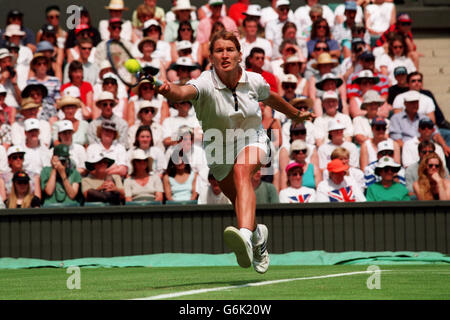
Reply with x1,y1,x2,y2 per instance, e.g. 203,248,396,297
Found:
333,4,364,24
22,144,52,176
16,45,33,90
318,141,360,169
365,2,395,34
240,37,273,61
313,113,354,142
375,54,416,85
265,18,302,53
402,136,447,169
87,142,128,168
353,116,390,139
294,4,335,30
279,186,316,203
0,145,8,173
260,7,295,28
316,175,366,202
392,91,436,116
11,120,52,148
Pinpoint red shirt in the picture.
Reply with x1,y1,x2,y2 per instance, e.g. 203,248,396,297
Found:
248,68,278,93
60,82,93,105
228,2,248,26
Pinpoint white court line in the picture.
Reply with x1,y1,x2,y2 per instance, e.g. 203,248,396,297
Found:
133,269,391,300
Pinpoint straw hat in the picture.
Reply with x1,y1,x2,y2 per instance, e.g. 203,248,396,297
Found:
311,53,339,70
56,95,82,110
105,0,128,11
289,96,313,110
31,52,50,66
20,97,41,111
360,90,384,110
95,91,117,107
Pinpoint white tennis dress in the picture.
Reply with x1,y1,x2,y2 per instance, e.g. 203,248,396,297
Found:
187,69,272,181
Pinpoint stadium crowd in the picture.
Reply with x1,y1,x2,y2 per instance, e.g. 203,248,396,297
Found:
0,0,449,208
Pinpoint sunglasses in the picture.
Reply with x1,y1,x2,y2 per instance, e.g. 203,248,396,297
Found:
180,28,192,32
419,124,434,130
103,80,117,85
282,83,296,90
420,149,434,155
400,22,411,26
288,172,303,177
428,163,440,169
279,7,290,12
317,25,327,29
10,155,24,160
140,85,154,91
48,15,59,19
36,61,48,66
100,102,115,107
310,14,321,19
315,46,329,52
110,25,122,30
373,125,386,131
80,46,93,51
292,130,307,135
16,180,29,185
379,150,393,156
381,167,396,173
140,108,153,114
293,149,307,155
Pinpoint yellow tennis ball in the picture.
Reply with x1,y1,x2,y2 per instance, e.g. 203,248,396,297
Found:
124,59,141,73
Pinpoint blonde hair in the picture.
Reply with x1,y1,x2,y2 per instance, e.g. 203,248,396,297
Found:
417,152,445,200
331,147,350,160
8,181,34,209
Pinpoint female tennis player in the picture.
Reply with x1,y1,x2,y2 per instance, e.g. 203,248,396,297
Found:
158,31,313,273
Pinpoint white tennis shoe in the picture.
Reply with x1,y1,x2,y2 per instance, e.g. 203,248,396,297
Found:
224,226,253,268
252,224,270,274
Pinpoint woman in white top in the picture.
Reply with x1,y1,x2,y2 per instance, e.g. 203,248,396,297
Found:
375,34,416,85
364,0,396,46
158,31,313,273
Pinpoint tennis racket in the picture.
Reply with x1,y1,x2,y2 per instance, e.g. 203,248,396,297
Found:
106,39,163,88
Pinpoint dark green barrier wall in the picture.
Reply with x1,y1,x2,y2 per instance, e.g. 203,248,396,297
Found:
0,201,448,260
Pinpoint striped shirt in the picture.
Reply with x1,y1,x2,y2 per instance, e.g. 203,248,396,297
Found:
27,77,61,120
346,70,389,99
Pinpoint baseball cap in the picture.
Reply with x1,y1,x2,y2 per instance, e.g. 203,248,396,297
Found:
281,74,297,84
327,159,349,173
0,48,12,60
243,4,262,17
328,119,345,131
345,1,357,11
285,161,304,174
371,117,387,126
176,40,192,52
397,13,412,23
359,51,375,61
36,41,54,53
75,24,90,35
12,171,30,183
7,145,25,157
131,148,149,161
403,90,420,102
102,120,117,131
377,140,394,152
24,118,40,132
58,120,74,133
322,90,339,101
53,144,70,160
276,0,290,7
393,66,408,76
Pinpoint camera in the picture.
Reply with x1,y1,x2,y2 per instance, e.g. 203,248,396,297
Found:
5,66,16,78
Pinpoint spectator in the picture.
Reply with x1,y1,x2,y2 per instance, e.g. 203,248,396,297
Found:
164,0,199,43
306,18,340,59
286,139,321,190
128,124,167,177
353,90,386,146
36,6,67,49
375,33,416,84
169,21,201,67
127,101,164,152
240,17,273,71
364,0,396,47
0,100,12,149
1,10,36,52
316,158,366,202
5,171,40,208
127,76,169,126
332,1,363,59
260,0,295,28
197,0,227,21
132,0,166,31
280,96,316,146
82,150,124,205
141,19,171,68
21,119,52,176
313,91,353,146
64,7,102,50
298,4,323,41
247,47,279,93
53,92,89,147
0,84,15,125
387,66,409,106
359,116,400,169
281,55,308,96
0,145,40,201
60,61,94,120
98,0,133,42
88,91,129,147
312,72,347,116
37,27,64,81
265,0,299,52
390,90,449,154
124,148,164,203
97,72,128,122
279,162,316,203
349,69,384,118
167,42,200,83
137,37,167,83
252,169,279,204
87,120,128,179
366,156,410,202
413,153,450,201
163,150,198,202
53,120,88,176
271,39,304,80
294,0,335,32
92,60,128,104
27,52,61,123
64,38,99,87
402,117,447,169
364,139,406,189
318,118,359,171
40,144,82,207
0,48,20,110
198,173,231,204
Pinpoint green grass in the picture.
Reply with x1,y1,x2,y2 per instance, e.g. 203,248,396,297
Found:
0,265,448,300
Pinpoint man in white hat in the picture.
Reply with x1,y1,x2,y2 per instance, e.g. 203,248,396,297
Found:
88,91,129,147
21,118,52,176
0,48,20,109
196,0,239,45
313,90,353,146
99,0,133,42
364,139,406,189
317,118,359,171
164,0,199,43
239,16,273,70
53,120,88,176
11,98,51,148
260,0,295,28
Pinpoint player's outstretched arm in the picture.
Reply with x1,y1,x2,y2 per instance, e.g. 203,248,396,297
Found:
263,91,315,124
157,81,197,103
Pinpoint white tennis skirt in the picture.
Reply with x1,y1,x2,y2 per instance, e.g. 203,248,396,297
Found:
205,128,272,181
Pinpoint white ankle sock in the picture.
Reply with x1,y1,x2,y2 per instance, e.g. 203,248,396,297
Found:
239,228,253,246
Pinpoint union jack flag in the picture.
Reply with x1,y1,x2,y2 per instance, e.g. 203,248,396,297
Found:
289,194,312,203
328,186,355,202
